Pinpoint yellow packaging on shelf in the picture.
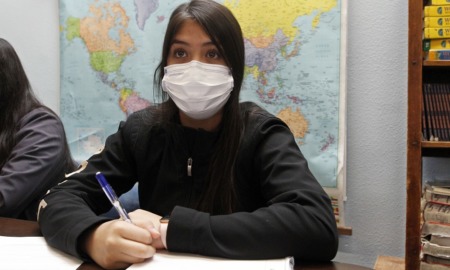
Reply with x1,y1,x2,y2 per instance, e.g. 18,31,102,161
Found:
424,27,450,38
424,16,450,27
423,39,450,50
430,0,450,5
424,5,450,16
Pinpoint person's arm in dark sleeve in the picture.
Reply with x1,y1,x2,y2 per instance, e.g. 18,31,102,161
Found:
38,119,138,260
166,116,338,261
0,109,67,219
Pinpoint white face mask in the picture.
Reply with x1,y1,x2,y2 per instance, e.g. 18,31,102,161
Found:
162,61,234,120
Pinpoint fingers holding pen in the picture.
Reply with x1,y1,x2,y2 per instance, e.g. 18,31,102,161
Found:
119,227,157,260
128,209,162,237
128,209,166,249
120,222,153,244
84,220,157,269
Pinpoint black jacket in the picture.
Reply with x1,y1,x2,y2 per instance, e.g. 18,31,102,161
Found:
38,102,338,262
0,107,68,220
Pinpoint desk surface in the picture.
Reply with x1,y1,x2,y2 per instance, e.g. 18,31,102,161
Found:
0,217,371,270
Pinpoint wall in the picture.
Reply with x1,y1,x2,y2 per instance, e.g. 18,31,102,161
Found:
334,0,407,267
0,0,60,113
0,0,408,268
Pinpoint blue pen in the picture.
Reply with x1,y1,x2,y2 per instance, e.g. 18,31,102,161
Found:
95,172,133,223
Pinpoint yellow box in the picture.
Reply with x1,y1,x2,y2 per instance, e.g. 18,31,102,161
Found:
424,27,450,39
424,5,450,16
424,16,450,27
430,0,450,5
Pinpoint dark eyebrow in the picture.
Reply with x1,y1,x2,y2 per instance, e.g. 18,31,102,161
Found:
171,39,216,47
171,39,189,46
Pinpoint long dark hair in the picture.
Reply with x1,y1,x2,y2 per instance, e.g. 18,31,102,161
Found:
154,0,245,214
0,38,75,171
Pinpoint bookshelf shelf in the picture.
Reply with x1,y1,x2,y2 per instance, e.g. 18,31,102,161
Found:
424,60,450,67
422,143,450,158
422,141,450,148
407,1,450,269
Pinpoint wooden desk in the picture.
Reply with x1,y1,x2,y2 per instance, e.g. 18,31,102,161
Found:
0,217,370,270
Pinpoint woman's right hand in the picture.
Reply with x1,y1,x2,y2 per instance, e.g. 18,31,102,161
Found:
82,217,159,270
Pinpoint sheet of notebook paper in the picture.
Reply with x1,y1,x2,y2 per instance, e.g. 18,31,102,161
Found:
0,236,82,270
0,236,293,270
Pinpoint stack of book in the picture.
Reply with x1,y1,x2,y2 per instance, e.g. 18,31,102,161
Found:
423,0,450,60
422,83,450,142
421,182,450,269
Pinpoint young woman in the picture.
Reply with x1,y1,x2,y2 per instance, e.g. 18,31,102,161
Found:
38,0,338,269
0,38,76,220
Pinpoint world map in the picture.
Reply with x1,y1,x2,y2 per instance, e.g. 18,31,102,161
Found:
59,0,344,189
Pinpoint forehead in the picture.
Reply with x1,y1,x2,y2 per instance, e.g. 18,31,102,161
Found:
172,19,212,44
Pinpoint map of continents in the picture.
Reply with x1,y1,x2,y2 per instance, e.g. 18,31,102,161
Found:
60,0,342,188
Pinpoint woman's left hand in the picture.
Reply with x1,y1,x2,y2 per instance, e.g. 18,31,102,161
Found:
129,209,165,249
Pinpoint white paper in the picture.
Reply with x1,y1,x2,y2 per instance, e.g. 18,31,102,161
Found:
129,250,294,270
0,236,293,270
0,236,82,270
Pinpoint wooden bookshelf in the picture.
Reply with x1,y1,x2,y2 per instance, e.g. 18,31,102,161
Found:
407,1,450,269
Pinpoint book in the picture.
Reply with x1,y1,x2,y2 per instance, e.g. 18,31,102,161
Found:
441,84,450,141
423,203,450,223
424,182,450,205
421,240,450,270
424,28,450,39
423,254,450,267
421,256,450,270
425,6,450,17
436,85,450,140
421,223,450,269
422,238,450,258
423,84,434,141
431,234,450,246
424,39,450,51
431,84,445,140
421,84,450,140
421,182,450,251
421,261,450,270
423,84,440,141
422,192,450,208
423,99,429,141
430,0,450,6
422,221,450,239
431,84,441,141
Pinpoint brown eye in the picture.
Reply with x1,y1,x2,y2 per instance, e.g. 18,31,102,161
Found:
174,49,187,58
206,50,220,59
